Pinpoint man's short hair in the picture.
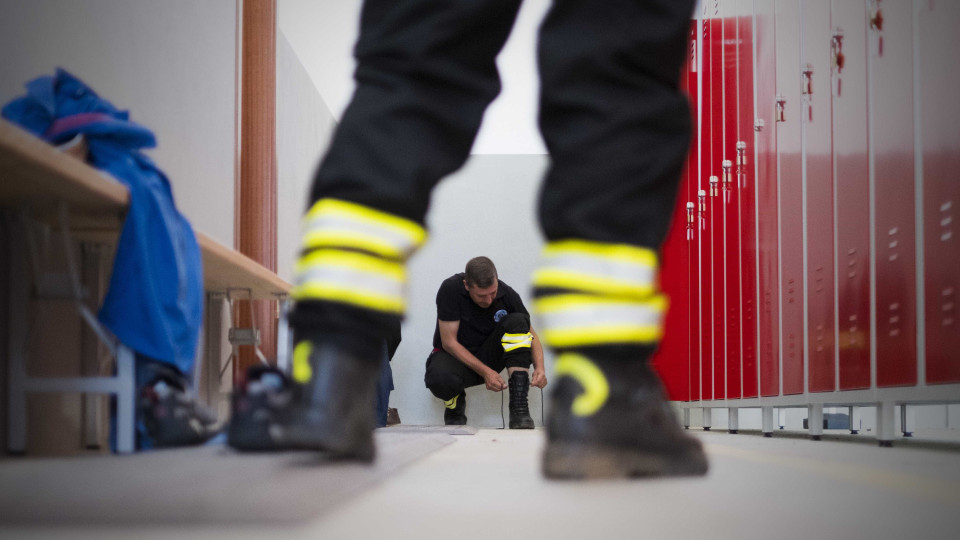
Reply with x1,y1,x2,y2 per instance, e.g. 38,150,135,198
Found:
464,256,498,288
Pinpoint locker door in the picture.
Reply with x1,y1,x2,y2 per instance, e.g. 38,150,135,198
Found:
802,0,837,393
723,0,742,400
918,0,960,384
870,0,917,387
710,3,727,401
653,28,698,401
831,0,871,390
775,0,805,395
700,5,715,401
738,0,759,399
687,20,702,401
755,0,780,397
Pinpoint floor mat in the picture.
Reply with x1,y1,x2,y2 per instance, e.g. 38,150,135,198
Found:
0,430,453,525
379,424,478,435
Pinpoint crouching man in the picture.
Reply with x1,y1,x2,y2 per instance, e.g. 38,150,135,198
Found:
424,257,546,427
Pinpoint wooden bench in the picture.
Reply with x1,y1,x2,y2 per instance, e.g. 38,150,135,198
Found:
0,119,291,453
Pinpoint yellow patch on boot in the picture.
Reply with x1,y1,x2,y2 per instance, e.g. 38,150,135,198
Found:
292,341,313,384
444,395,459,409
554,353,609,417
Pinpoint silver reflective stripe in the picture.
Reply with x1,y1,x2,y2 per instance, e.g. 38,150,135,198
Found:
533,250,657,297
537,302,664,331
302,214,422,259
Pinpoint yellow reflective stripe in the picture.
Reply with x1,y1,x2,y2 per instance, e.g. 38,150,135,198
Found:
296,249,404,280
303,198,426,258
302,230,408,260
540,325,664,347
542,239,658,267
293,249,406,313
554,353,609,416
292,341,313,383
501,332,533,352
534,294,667,347
534,294,668,314
292,282,405,314
532,268,655,298
444,395,459,409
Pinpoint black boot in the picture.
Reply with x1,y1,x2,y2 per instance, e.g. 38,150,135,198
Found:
443,392,467,425
138,364,221,448
228,366,297,451
508,371,535,429
269,340,381,461
542,351,708,479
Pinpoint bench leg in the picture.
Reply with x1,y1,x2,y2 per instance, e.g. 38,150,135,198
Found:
115,345,136,454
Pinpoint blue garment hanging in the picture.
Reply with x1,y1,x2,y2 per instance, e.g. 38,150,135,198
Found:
3,69,204,376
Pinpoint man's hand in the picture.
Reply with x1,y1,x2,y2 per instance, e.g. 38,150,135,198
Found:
530,368,548,389
483,369,507,392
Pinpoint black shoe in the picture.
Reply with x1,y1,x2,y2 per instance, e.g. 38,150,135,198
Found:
542,352,708,479
139,369,220,448
508,371,535,429
443,392,467,425
228,366,297,451
269,340,380,461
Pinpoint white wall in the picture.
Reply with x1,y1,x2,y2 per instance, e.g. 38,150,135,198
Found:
0,0,238,246
278,0,548,155
276,31,338,283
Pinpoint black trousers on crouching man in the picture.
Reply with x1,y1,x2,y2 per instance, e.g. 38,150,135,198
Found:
424,313,532,401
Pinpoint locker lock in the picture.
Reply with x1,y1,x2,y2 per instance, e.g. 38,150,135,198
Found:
801,64,814,95
754,119,765,132
686,201,695,224
831,28,845,74
722,160,733,188
709,175,719,197
698,189,706,212
736,141,747,168
775,95,786,123
869,5,883,32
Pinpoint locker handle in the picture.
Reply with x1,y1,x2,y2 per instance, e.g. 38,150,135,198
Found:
709,175,719,197
870,4,885,56
775,95,786,123
686,202,695,240
698,189,707,230
736,141,747,168
801,64,813,95
832,28,845,97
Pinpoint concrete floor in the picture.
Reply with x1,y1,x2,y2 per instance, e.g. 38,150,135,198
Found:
3,428,960,540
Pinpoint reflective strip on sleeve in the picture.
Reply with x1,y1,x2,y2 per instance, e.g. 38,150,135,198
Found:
301,198,427,260
533,294,667,347
501,332,533,352
292,249,406,314
532,239,658,299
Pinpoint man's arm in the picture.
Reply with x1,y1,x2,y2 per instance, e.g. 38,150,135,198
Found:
529,325,547,388
438,319,507,391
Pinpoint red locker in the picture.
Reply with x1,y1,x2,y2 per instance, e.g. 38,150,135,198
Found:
709,7,727,401
699,10,715,401
737,0,758,399
832,0,871,390
918,1,960,384
755,0,780,397
870,0,917,387
723,0,743,400
775,0,804,395
801,0,836,393
686,21,702,400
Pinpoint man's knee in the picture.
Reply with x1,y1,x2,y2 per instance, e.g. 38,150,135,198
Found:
500,312,529,333
424,364,462,401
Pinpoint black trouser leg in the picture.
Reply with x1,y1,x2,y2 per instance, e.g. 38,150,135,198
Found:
537,0,696,248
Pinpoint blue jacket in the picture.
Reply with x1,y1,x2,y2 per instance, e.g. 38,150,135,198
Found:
3,69,203,375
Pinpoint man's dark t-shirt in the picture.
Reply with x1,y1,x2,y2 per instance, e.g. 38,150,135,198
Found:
432,273,529,354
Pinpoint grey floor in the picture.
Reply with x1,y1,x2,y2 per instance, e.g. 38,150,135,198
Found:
2,428,960,540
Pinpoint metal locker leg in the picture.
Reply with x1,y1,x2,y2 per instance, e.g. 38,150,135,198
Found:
703,407,712,431
877,401,896,447
808,403,824,440
728,408,739,434
762,406,774,437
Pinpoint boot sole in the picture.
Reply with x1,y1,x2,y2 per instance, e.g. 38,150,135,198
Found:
542,442,708,480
